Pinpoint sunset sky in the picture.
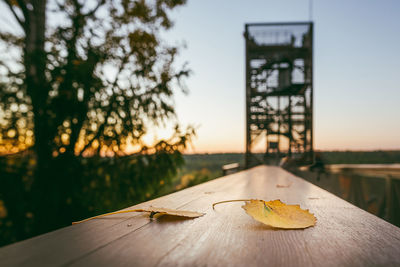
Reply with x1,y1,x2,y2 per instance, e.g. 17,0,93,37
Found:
151,0,400,153
1,0,399,154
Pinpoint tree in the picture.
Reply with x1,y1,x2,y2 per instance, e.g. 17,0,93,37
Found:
0,0,193,238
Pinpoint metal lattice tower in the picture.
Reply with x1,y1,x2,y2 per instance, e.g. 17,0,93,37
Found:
245,22,314,168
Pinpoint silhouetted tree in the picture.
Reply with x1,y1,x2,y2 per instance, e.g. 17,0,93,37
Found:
0,0,193,238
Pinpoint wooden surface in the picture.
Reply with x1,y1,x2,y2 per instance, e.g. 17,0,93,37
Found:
326,164,400,179
2,165,400,266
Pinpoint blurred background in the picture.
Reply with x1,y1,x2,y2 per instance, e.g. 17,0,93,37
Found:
0,0,399,246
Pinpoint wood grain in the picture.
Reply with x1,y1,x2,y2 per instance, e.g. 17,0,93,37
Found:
1,166,400,266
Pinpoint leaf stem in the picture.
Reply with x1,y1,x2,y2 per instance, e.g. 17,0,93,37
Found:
72,209,144,225
212,199,252,210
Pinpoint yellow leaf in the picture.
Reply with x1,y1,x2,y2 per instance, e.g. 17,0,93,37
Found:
72,206,204,224
243,199,316,229
213,199,316,229
10,0,19,7
72,59,82,65
0,200,7,219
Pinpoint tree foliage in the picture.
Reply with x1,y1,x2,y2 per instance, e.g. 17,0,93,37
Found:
0,0,194,243
1,0,192,156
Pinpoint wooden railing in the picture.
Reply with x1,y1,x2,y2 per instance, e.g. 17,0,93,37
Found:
294,164,400,227
221,162,240,176
1,166,400,266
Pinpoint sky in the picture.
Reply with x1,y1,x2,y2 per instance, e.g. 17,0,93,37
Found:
154,0,400,153
1,0,399,154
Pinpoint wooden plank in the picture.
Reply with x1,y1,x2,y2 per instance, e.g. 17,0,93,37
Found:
1,166,400,267
0,168,253,266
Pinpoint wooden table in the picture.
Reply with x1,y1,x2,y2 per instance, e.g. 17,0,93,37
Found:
1,166,400,266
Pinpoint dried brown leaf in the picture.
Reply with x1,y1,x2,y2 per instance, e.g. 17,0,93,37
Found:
72,206,204,224
276,182,293,188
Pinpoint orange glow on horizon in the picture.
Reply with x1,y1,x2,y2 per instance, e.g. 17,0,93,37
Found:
1,131,400,157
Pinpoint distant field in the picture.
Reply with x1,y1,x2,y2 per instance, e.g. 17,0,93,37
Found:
182,150,400,169
175,151,400,188
182,153,244,174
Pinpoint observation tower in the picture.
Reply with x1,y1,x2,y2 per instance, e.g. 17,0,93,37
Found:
244,22,314,168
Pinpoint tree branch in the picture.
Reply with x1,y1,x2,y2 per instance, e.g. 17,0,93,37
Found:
15,0,29,18
78,56,129,157
4,0,25,28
